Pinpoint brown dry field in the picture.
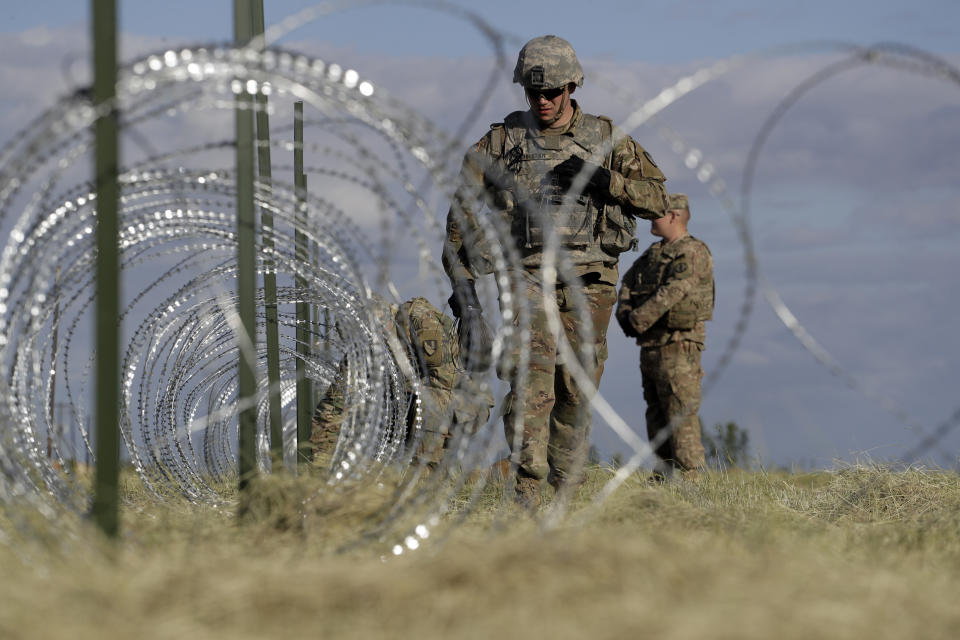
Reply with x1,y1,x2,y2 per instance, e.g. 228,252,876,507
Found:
1,465,958,639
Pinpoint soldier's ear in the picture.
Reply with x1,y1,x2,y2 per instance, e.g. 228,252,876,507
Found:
567,83,576,95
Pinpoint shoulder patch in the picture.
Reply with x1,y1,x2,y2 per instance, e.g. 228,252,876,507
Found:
642,150,658,168
670,260,691,279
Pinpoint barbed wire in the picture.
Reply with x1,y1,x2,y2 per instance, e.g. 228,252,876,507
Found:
0,2,956,556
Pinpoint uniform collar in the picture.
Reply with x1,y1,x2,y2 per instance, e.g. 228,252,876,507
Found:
661,231,690,246
658,231,691,254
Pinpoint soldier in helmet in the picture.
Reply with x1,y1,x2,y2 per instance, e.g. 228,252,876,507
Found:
311,295,493,469
443,35,669,508
615,194,714,481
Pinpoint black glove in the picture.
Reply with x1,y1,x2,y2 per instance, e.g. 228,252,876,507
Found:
616,310,639,339
448,280,493,372
448,280,481,319
550,156,612,196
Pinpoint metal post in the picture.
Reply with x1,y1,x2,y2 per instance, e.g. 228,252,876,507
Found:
294,101,313,466
91,0,120,537
250,0,283,469
315,224,324,409
314,234,324,410
48,267,61,460
235,0,258,493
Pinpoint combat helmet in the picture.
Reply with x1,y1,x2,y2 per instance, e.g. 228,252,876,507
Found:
513,35,584,90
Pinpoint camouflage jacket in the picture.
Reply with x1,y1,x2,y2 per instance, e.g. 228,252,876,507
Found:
443,102,668,286
616,232,714,347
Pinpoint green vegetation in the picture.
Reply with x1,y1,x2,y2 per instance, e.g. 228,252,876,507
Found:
702,420,751,468
1,465,958,639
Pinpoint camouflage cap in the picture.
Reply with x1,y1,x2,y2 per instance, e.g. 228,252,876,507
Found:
667,193,690,211
513,35,584,90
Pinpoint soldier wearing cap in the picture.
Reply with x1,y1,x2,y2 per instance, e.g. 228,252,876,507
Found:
615,194,714,480
443,35,669,507
311,295,493,468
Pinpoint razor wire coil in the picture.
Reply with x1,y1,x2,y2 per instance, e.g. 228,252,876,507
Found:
0,2,956,556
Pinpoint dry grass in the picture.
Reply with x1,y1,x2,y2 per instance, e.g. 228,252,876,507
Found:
1,465,958,639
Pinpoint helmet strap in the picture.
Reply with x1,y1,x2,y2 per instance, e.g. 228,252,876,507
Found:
552,91,571,126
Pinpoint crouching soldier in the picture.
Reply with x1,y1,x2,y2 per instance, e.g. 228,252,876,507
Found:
311,295,494,468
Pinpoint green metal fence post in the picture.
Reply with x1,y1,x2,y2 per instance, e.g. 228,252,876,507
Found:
235,0,258,494
91,0,120,538
250,0,284,470
48,267,60,460
314,221,323,410
294,101,313,466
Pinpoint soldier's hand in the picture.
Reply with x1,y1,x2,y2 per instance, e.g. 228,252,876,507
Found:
458,309,494,372
550,156,612,196
448,279,482,319
616,311,639,338
448,279,493,371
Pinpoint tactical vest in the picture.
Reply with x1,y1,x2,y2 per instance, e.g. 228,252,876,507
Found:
632,236,714,330
487,110,637,265
395,297,460,392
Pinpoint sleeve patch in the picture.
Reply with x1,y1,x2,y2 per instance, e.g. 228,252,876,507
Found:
671,260,691,278
642,150,659,168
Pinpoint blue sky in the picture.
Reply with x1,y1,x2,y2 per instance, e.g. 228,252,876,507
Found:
4,1,959,61
2,1,958,469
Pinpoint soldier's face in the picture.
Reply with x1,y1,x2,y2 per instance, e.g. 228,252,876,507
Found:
650,211,678,237
525,85,569,124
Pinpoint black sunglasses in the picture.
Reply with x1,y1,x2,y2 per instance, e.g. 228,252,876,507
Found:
525,86,566,101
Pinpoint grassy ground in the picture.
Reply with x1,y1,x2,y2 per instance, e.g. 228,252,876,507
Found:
1,465,958,639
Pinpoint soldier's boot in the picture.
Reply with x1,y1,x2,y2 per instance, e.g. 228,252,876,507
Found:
679,466,704,483
547,469,585,503
675,441,706,484
490,457,512,480
514,473,542,511
648,460,674,485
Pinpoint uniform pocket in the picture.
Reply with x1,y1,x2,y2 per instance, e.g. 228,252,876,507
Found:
600,204,637,255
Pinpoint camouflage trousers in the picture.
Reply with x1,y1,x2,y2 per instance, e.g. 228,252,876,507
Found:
311,377,346,458
500,270,615,486
640,340,706,472
313,389,448,465
314,383,490,468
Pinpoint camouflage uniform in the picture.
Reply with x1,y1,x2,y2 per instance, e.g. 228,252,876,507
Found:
443,36,669,492
311,374,346,456
616,196,714,473
311,297,493,467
